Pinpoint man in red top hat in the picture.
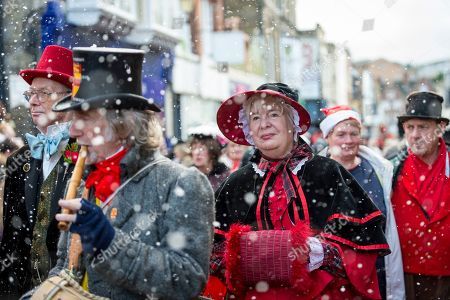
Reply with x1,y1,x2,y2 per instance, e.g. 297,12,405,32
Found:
0,45,74,297
391,91,450,299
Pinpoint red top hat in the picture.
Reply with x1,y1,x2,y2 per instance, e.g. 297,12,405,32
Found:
19,45,73,88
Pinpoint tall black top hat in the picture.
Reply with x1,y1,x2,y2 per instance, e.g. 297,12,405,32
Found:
53,47,160,112
398,91,449,124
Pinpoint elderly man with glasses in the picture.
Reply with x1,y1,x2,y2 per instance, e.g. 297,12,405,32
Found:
0,45,74,298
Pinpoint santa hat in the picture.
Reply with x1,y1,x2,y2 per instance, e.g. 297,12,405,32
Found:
319,105,361,138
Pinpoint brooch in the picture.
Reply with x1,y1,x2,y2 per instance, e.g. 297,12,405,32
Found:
23,162,31,172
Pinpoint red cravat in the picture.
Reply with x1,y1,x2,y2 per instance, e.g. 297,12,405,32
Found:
85,148,128,202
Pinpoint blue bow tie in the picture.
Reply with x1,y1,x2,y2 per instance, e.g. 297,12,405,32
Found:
25,131,70,160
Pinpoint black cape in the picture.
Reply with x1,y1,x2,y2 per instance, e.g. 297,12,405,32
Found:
215,152,389,253
0,140,76,296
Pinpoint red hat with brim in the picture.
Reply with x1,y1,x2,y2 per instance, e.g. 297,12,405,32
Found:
19,45,73,88
217,88,311,146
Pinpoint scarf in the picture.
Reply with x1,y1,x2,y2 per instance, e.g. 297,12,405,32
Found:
85,148,128,202
258,142,313,202
256,142,313,230
401,138,448,218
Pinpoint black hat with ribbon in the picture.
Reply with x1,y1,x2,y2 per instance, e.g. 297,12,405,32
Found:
53,47,160,112
398,91,448,125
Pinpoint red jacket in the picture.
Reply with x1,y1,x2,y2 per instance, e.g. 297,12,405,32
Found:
392,146,450,276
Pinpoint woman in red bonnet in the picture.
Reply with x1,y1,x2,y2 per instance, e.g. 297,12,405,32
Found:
210,83,390,299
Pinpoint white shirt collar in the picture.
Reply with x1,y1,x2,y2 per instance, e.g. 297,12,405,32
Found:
251,157,308,177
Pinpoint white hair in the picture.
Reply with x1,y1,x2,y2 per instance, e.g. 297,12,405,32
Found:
239,95,301,145
106,109,162,150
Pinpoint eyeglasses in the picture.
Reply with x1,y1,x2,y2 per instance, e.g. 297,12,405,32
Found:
23,89,71,102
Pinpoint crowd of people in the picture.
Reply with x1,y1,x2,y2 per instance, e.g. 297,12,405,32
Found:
0,44,447,300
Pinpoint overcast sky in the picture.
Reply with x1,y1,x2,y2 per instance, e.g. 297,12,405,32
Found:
296,0,450,65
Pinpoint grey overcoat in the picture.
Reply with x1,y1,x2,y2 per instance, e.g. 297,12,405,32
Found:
49,146,215,300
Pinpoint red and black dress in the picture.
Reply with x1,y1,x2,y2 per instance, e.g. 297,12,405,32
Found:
208,141,390,299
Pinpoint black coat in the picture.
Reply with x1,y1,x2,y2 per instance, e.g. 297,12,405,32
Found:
215,153,389,252
0,144,75,296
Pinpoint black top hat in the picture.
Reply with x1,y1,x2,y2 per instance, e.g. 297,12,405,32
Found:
53,47,160,112
398,91,449,124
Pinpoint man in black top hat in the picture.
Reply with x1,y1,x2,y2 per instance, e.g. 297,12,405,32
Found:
391,91,450,300
29,47,214,299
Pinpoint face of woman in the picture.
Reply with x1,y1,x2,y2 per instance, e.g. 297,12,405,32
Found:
248,98,295,159
326,119,361,161
226,142,247,161
191,142,212,171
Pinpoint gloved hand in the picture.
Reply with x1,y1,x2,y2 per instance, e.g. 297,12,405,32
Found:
57,199,115,255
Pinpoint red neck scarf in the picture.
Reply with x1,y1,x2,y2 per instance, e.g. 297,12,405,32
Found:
401,138,448,217
231,160,240,173
256,142,313,230
258,142,313,202
85,148,128,202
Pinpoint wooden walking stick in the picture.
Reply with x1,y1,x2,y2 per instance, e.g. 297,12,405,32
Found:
32,146,109,299
58,145,88,231
67,186,90,272
57,145,88,271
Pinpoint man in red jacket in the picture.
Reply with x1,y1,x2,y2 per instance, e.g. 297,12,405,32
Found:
391,91,450,299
